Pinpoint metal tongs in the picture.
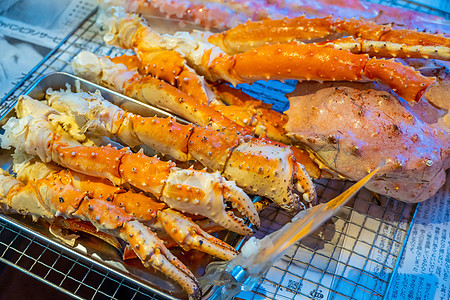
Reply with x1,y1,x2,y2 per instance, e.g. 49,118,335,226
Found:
199,165,382,299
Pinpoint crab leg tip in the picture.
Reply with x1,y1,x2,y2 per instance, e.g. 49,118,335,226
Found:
158,209,238,261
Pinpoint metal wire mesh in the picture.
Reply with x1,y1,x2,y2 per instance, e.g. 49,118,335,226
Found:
0,217,158,300
232,178,416,300
364,0,450,19
0,1,446,299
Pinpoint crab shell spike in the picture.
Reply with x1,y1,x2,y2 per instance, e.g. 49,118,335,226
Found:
120,220,201,299
362,58,436,103
161,168,257,235
157,208,238,260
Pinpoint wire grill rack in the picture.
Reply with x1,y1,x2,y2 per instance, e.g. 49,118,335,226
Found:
365,0,450,19
0,2,447,299
0,216,157,300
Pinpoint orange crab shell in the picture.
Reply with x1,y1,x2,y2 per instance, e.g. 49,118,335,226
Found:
363,58,436,102
53,143,128,184
208,15,336,54
379,30,450,47
75,197,133,230
208,43,369,84
127,115,194,161
188,126,241,173
72,172,166,222
119,152,174,198
332,18,392,40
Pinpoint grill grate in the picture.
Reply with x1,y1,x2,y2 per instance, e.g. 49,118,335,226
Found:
0,1,447,299
0,217,157,300
232,179,416,300
364,0,450,19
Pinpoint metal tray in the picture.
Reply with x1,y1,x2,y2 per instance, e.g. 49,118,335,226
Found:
0,72,244,300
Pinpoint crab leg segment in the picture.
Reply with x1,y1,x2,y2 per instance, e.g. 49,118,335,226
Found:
1,97,258,235
206,43,435,103
208,16,337,54
46,88,317,212
0,169,202,299
14,158,239,261
208,16,450,60
362,58,436,102
111,53,217,107
120,220,201,298
223,138,316,212
207,43,368,84
319,37,450,61
105,0,262,30
157,208,238,260
104,13,436,103
72,52,249,136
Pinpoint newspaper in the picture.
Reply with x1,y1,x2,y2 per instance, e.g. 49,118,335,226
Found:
386,172,450,300
0,0,96,96
0,0,97,48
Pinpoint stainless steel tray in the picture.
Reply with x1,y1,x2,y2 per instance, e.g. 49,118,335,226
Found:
0,72,243,300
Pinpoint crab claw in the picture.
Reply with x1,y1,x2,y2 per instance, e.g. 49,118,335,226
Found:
121,220,202,299
158,209,238,260
223,138,317,212
294,162,317,208
161,168,259,236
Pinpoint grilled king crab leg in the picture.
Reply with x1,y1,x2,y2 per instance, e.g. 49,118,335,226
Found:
107,52,293,148
14,155,239,261
45,87,317,212
207,16,450,60
0,96,259,235
71,51,324,176
72,51,300,150
0,167,202,299
103,11,436,104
